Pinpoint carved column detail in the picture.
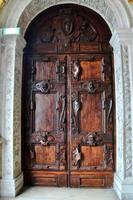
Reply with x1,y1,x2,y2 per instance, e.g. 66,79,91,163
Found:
122,45,132,178
110,29,133,200
0,34,26,197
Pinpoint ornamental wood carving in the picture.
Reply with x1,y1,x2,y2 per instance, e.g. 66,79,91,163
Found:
23,4,114,187
38,15,99,47
82,132,104,146
57,94,66,130
32,80,53,93
72,146,81,167
72,61,80,79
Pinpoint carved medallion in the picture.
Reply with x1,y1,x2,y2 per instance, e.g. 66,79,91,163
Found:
40,26,55,43
80,21,98,42
82,79,104,94
62,19,74,35
88,80,97,94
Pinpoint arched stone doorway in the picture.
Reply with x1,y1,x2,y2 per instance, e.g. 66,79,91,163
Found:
22,4,114,187
0,1,133,199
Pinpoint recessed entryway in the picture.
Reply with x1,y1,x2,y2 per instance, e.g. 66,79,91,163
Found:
22,4,114,188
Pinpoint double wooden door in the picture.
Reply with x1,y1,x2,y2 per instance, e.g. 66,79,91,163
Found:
22,5,114,187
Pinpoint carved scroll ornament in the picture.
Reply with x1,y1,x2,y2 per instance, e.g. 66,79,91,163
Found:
73,99,80,116
72,147,81,167
71,92,80,134
72,61,80,79
103,144,113,168
29,131,55,146
60,146,66,165
106,98,113,130
56,146,66,166
56,94,66,130
40,132,55,146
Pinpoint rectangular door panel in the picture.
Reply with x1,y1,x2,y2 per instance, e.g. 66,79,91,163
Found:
80,93,102,132
80,60,101,80
80,146,104,168
35,93,56,132
35,145,56,165
35,61,57,80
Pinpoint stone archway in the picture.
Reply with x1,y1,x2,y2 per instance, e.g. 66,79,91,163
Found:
0,1,133,200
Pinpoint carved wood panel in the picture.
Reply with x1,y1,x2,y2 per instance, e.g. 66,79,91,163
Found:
70,55,114,175
23,55,67,174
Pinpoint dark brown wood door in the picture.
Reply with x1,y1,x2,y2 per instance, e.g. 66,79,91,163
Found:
70,55,113,187
22,4,114,187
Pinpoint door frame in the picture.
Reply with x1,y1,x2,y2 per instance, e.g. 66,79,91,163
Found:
22,5,115,187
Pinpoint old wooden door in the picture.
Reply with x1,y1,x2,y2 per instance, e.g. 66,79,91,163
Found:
22,5,114,187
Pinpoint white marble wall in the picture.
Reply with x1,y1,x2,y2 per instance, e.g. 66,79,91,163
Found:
0,34,25,197
110,29,133,200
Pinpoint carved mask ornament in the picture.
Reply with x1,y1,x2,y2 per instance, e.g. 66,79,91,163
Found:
88,80,97,94
83,132,103,146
